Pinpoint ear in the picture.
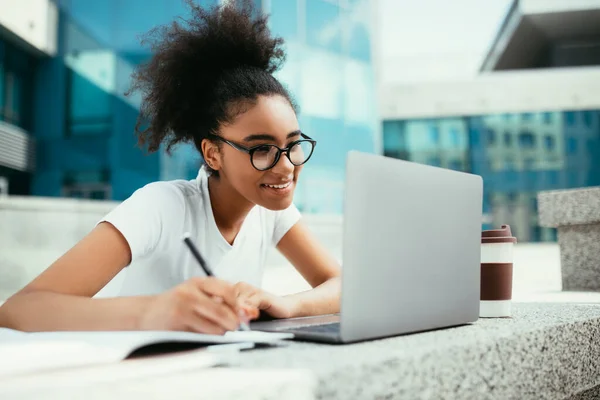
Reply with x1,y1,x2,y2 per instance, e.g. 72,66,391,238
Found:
201,138,222,171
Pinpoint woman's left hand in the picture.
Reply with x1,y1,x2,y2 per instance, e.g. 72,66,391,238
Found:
234,282,295,319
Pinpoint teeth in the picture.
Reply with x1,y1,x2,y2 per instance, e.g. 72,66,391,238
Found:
266,182,291,189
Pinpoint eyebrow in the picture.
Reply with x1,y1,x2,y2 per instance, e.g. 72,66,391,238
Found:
243,130,302,143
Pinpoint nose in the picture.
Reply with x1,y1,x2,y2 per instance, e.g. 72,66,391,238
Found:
271,150,295,175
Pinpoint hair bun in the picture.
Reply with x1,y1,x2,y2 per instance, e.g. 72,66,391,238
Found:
130,0,292,155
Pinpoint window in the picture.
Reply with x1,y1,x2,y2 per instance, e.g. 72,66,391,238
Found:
0,40,34,130
428,126,440,144
469,128,480,146
548,170,559,185
543,112,553,124
518,131,536,148
67,67,112,136
565,111,577,126
306,0,342,53
567,138,578,154
487,129,496,145
544,135,555,150
269,0,298,39
427,156,441,167
448,128,460,147
63,170,111,200
448,160,463,171
531,226,542,242
583,110,594,128
0,58,4,118
568,171,580,187
522,112,533,121
345,8,371,61
504,132,512,146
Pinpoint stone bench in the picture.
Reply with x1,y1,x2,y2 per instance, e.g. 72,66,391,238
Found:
538,187,600,291
242,303,600,399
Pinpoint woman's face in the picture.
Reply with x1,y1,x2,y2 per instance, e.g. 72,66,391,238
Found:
211,94,305,211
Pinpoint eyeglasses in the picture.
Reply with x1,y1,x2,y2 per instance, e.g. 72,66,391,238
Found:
209,133,317,171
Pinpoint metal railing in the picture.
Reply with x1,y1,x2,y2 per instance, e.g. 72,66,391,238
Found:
0,121,36,172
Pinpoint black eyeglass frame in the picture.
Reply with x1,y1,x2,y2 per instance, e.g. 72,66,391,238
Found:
208,133,317,171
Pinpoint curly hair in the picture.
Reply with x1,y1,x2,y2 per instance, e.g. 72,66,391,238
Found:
127,0,297,174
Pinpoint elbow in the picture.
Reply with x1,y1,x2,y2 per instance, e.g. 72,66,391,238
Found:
0,295,17,329
0,289,38,330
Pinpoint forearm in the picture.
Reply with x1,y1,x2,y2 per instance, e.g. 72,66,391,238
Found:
285,277,341,318
0,290,152,332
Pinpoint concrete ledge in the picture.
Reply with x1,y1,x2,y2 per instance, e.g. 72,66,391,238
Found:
0,195,119,213
242,303,600,399
538,187,600,227
538,188,600,291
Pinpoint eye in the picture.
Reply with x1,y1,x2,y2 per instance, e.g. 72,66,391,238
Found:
254,145,273,154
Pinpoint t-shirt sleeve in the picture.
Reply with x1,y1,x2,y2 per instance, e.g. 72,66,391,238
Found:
271,203,302,245
98,182,185,264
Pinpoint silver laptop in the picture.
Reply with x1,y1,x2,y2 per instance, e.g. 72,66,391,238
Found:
251,151,483,343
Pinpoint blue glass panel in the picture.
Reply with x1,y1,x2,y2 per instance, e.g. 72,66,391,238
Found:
69,69,112,135
306,0,342,53
518,132,535,148
345,4,370,61
487,129,496,145
583,110,594,128
448,128,460,147
270,0,298,39
0,60,4,120
567,137,578,154
428,126,439,143
565,111,577,126
302,116,345,168
0,40,4,118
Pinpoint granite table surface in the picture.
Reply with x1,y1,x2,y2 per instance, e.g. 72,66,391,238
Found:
238,302,600,400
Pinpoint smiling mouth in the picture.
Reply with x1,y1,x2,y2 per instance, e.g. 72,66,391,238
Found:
262,181,292,189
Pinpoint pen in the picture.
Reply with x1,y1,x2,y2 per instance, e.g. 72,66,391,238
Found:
182,232,251,331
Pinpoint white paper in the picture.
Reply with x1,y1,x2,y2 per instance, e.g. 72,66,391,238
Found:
0,341,124,377
0,328,292,378
0,346,225,390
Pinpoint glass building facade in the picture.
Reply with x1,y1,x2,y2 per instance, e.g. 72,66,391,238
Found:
383,110,600,242
0,39,37,195
3,0,377,213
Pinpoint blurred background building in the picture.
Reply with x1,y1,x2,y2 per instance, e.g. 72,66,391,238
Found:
0,0,378,211
0,0,599,242
379,0,600,242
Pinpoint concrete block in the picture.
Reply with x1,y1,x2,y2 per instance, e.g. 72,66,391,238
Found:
538,187,600,291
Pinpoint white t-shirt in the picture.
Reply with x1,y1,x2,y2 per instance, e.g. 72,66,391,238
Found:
96,167,301,297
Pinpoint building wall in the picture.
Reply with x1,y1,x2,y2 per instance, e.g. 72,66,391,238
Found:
383,109,600,242
14,0,378,214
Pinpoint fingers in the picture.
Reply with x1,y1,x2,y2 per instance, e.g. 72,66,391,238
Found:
241,304,260,320
193,277,241,311
193,294,240,332
175,284,240,332
182,313,227,335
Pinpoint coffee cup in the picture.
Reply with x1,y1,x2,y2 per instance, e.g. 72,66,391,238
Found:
480,225,517,318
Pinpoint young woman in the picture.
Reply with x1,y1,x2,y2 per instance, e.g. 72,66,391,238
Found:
0,2,341,334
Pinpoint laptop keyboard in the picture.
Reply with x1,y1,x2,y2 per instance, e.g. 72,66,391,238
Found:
281,322,340,334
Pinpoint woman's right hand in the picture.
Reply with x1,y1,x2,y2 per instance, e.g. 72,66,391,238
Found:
137,277,256,334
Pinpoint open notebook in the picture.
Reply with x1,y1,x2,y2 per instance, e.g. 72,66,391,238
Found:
0,328,293,378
